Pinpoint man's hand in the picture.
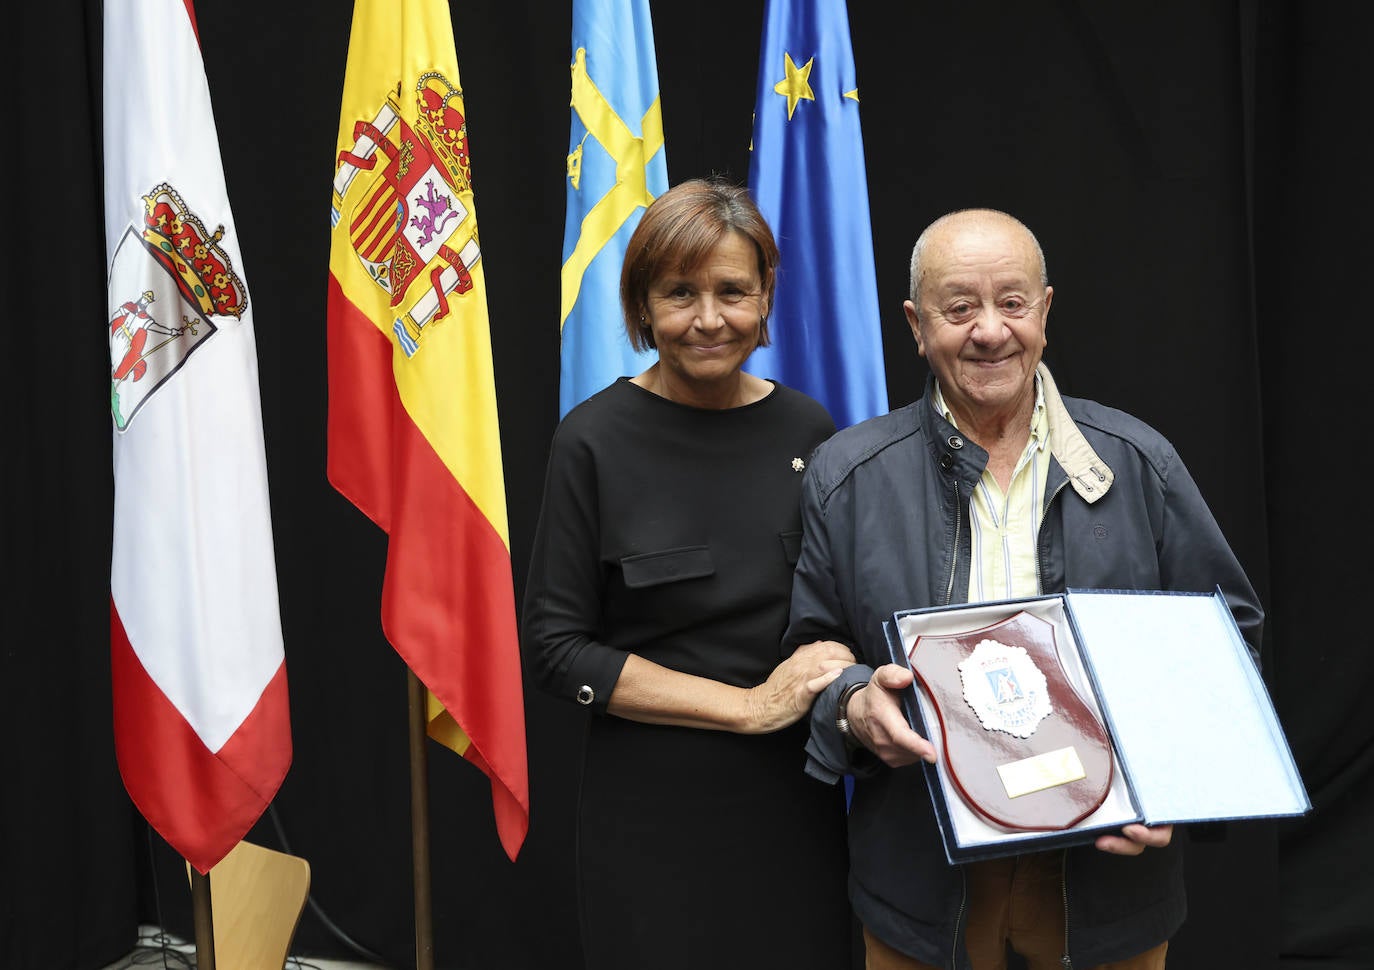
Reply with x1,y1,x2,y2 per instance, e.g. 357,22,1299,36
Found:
845,663,937,767
1095,823,1173,856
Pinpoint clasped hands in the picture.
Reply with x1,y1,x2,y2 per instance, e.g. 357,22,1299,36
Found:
844,662,1173,857
744,639,855,734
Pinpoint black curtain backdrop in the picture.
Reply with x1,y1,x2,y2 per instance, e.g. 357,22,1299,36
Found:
7,2,1372,968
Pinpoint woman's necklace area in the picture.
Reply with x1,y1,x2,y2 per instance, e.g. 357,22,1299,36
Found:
651,366,754,410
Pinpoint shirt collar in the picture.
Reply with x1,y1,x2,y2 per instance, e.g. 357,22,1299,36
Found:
932,374,1048,452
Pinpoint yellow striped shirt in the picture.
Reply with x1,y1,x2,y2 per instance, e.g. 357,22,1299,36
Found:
933,377,1050,602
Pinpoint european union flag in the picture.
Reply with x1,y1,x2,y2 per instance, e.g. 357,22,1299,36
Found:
559,0,668,417
745,0,888,429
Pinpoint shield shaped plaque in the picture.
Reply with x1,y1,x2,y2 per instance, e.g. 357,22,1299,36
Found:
909,610,1114,831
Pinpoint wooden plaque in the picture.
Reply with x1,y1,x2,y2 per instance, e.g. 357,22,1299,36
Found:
909,610,1113,831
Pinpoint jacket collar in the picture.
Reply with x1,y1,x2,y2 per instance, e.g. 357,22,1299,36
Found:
1037,364,1114,504
919,365,1114,505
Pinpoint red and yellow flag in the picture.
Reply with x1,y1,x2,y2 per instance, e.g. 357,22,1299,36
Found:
326,0,529,860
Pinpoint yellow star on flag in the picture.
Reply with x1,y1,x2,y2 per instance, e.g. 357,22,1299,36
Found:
773,51,815,120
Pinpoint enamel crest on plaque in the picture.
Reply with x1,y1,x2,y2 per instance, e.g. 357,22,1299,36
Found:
957,639,1052,739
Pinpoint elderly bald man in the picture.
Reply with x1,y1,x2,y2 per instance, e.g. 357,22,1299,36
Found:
784,209,1263,970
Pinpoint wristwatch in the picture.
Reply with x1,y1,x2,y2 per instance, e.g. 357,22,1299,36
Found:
835,680,868,740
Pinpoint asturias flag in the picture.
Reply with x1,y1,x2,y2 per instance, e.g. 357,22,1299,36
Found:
559,0,669,417
104,0,292,874
327,0,529,860
745,0,888,429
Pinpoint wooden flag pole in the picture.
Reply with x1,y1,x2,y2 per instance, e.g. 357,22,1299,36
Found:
407,669,436,970
190,868,217,970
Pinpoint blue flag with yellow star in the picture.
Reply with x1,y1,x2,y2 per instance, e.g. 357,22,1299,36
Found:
745,0,888,429
559,0,668,417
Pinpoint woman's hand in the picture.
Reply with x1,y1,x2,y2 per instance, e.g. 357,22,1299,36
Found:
744,640,855,734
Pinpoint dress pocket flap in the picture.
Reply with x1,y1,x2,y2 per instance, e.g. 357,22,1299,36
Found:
620,546,715,589
779,530,803,565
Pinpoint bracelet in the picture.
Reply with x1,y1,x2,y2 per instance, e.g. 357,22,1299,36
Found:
835,680,868,739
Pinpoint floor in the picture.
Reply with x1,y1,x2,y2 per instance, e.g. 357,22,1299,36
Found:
100,925,388,970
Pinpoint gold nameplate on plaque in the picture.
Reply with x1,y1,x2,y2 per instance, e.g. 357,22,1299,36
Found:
998,746,1087,799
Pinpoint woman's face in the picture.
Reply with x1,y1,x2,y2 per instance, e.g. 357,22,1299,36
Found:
644,231,766,402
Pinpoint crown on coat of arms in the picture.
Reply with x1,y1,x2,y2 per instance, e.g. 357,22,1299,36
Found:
141,182,248,318
415,72,472,194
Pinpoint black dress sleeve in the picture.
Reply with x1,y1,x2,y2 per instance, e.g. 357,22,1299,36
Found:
520,411,629,712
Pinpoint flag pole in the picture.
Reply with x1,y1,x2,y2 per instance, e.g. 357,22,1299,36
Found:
190,869,217,970
407,669,436,970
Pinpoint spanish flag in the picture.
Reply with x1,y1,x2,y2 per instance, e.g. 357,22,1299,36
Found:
327,0,529,860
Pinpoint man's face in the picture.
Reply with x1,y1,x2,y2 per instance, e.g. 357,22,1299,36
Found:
904,215,1051,429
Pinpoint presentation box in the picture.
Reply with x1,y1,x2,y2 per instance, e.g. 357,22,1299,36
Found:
883,588,1309,865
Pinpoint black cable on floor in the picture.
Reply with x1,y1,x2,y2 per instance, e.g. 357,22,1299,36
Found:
142,824,193,970
267,801,395,968
130,810,391,969
127,927,194,969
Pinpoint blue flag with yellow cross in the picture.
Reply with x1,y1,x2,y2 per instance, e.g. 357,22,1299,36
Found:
744,0,888,429
559,0,668,417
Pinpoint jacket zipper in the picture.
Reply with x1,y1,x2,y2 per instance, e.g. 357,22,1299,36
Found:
1060,848,1073,969
945,481,962,605
950,866,967,970
945,475,965,968
1033,477,1071,595
1044,474,1071,969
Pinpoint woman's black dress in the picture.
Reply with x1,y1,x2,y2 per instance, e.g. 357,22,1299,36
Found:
523,378,853,969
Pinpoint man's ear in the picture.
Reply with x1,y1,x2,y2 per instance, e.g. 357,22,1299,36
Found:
903,300,927,358
1041,285,1053,348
